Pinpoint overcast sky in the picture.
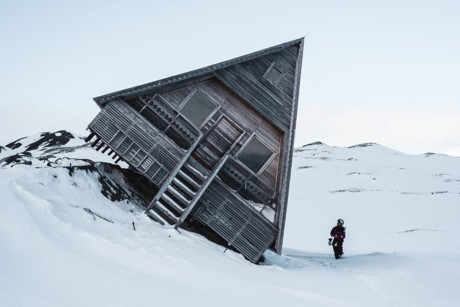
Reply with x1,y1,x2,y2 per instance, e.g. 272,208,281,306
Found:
1,0,459,156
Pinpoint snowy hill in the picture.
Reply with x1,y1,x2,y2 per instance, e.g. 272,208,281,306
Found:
286,141,460,254
1,132,459,306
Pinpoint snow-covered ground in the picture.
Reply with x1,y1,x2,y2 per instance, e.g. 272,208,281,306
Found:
1,132,459,306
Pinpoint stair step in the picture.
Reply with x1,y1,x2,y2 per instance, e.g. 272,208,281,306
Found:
164,190,189,208
183,163,207,181
166,185,191,205
153,202,178,224
177,170,201,190
146,210,166,225
179,167,205,186
160,194,185,214
172,178,196,197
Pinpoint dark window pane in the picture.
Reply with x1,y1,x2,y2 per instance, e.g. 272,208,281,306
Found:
181,91,217,128
238,137,273,173
141,107,169,130
126,98,145,112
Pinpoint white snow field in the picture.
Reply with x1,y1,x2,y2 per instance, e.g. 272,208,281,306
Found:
1,132,459,307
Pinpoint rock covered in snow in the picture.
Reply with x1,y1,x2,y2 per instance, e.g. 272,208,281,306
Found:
0,130,155,205
0,130,115,168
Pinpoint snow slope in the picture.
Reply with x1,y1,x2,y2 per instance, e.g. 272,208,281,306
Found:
1,133,459,307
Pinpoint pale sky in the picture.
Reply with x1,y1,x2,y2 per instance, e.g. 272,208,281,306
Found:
1,0,459,156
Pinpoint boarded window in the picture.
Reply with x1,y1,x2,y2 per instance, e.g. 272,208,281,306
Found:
180,90,218,128
238,137,274,174
264,65,283,84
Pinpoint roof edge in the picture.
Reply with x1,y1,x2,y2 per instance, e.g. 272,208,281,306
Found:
274,37,304,253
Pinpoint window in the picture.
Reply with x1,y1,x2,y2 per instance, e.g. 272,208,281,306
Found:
140,106,169,130
180,90,218,128
125,98,145,112
238,136,274,174
264,63,284,85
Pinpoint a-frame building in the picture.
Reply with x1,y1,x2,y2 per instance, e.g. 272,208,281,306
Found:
86,38,304,262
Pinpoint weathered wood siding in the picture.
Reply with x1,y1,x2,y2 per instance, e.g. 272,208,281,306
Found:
153,78,283,191
88,100,186,187
194,179,277,263
214,46,298,131
192,116,243,170
87,39,304,260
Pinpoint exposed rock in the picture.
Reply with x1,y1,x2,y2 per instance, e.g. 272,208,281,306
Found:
303,141,324,147
5,137,26,149
348,143,377,148
0,152,33,166
26,131,75,151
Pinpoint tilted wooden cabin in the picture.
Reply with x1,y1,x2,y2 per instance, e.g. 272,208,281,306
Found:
86,38,304,263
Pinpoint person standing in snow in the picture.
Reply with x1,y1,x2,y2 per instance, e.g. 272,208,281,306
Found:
329,219,346,259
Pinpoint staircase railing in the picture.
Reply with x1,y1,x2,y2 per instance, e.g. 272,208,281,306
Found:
174,155,229,228
144,132,204,213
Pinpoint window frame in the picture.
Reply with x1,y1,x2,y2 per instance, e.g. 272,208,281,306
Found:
263,62,286,86
236,133,278,176
178,89,220,129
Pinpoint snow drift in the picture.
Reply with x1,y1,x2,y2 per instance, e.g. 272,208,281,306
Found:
1,131,459,306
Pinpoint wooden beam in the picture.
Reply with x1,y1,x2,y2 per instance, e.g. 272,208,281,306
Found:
144,132,204,213
96,142,105,151
91,136,101,147
85,131,96,143
101,145,110,153
175,155,229,229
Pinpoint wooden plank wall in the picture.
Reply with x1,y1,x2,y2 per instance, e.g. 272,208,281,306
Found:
88,41,302,256
88,100,186,187
214,46,298,131
156,79,283,191
194,179,277,263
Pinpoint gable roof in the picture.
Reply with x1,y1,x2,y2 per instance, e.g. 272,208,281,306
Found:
93,38,304,108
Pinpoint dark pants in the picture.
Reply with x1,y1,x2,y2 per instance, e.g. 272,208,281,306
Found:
332,238,343,259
